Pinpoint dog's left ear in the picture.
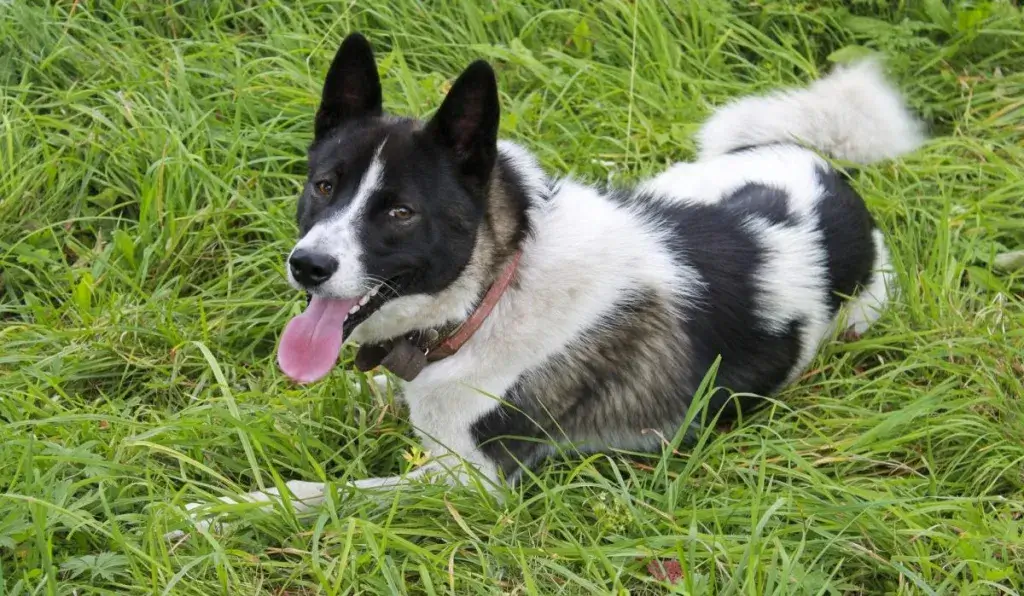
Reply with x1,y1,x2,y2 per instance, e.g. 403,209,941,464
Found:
426,60,500,188
315,32,382,139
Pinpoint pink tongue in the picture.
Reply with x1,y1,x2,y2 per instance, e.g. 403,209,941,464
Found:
278,296,360,384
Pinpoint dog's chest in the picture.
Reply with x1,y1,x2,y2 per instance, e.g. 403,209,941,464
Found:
400,364,516,457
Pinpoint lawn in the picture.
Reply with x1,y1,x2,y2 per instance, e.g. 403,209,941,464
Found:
2,1,1023,594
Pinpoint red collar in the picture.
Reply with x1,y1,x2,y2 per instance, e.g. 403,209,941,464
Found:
428,249,522,361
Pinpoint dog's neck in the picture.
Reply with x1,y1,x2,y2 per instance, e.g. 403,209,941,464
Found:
354,249,523,381
353,150,545,380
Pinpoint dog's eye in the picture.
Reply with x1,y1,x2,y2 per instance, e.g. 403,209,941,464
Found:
314,180,333,195
388,206,414,220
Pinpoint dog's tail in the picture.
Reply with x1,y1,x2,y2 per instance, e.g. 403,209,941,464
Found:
696,59,925,165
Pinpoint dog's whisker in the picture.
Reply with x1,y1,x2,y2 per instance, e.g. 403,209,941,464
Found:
364,275,403,298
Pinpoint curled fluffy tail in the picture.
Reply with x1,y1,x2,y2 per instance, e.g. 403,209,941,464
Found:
697,59,925,164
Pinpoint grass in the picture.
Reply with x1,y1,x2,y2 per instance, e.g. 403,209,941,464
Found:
2,0,1024,593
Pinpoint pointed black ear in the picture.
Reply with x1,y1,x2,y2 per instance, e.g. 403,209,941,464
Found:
426,60,500,185
315,32,382,139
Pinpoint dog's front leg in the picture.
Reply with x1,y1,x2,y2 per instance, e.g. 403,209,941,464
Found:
165,380,505,541
163,461,469,541
163,478,329,541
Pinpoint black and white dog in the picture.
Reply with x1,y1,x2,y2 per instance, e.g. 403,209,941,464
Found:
170,33,923,537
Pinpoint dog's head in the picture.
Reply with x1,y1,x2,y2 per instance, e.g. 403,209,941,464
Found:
277,33,504,384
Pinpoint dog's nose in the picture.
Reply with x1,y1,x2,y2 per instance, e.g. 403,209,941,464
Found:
289,249,338,287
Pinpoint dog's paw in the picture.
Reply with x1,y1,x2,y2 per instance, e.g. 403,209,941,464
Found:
349,372,395,400
163,502,226,542
371,373,390,395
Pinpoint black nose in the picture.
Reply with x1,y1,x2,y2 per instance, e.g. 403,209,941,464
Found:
289,249,338,287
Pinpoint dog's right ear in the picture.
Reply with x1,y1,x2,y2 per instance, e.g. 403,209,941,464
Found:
315,33,382,139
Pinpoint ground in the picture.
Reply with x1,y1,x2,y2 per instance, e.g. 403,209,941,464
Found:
1,1,1023,594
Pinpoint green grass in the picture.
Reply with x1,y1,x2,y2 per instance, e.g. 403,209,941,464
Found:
2,0,1024,593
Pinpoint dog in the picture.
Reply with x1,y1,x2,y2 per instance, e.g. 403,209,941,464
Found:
167,32,923,538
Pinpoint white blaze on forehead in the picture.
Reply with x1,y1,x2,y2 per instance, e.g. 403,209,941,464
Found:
287,141,387,297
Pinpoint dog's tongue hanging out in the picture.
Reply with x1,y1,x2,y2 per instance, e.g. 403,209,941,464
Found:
277,296,360,384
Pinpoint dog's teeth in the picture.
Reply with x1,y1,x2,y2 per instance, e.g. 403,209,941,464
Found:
358,294,369,306
369,285,380,296
349,304,360,314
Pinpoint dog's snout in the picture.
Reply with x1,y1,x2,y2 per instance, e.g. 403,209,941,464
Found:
289,249,338,287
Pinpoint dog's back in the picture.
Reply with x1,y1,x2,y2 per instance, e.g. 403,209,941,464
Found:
469,60,923,479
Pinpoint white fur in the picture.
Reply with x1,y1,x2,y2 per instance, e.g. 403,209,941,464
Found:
697,59,924,164
497,140,548,198
745,217,831,337
639,145,829,214
286,142,386,298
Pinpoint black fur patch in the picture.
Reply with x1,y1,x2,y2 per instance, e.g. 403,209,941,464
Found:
722,183,792,226
651,198,806,419
726,142,785,155
813,165,877,313
493,152,536,247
